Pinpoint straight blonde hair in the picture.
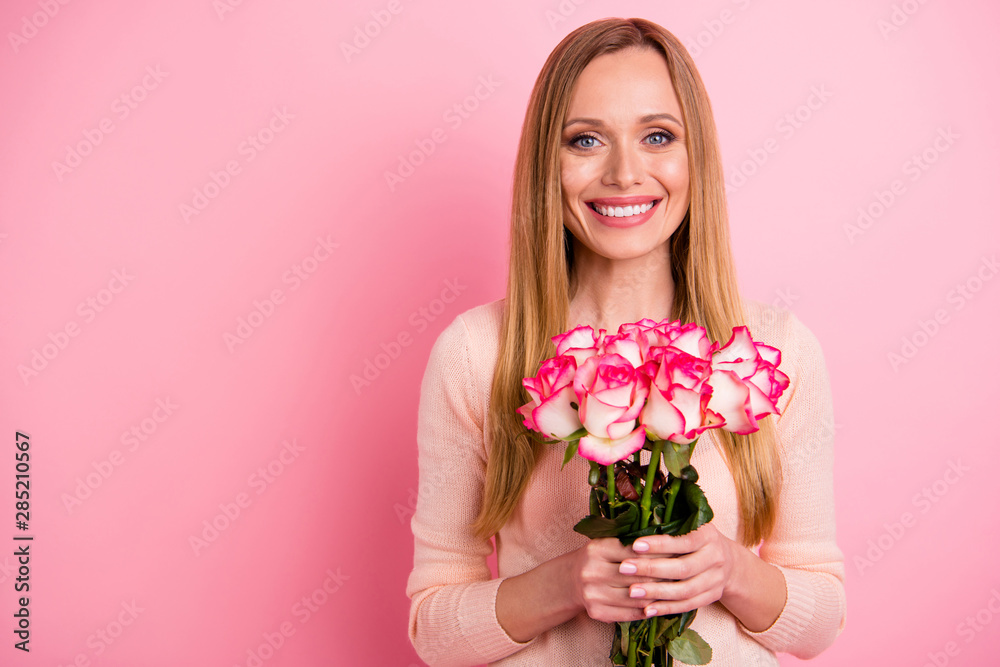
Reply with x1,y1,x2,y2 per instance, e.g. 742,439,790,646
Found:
472,18,781,548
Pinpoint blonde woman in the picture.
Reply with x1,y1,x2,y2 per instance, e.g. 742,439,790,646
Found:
407,17,845,666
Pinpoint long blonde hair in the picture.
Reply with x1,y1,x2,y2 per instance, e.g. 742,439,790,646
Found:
472,18,781,548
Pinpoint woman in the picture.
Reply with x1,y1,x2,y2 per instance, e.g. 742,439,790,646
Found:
406,17,845,666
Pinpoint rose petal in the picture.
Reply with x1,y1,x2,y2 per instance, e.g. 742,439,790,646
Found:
577,425,647,465
707,369,756,434
532,385,584,439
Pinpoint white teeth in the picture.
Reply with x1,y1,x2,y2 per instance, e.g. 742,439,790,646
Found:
593,201,655,217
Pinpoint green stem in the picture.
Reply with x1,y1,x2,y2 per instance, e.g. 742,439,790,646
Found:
663,477,680,525
643,617,657,667
626,630,638,667
607,463,615,519
639,439,664,530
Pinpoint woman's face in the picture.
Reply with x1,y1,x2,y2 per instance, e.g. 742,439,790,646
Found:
559,47,690,264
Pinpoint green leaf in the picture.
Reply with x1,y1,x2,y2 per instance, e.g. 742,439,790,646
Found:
661,441,692,477
676,610,696,634
573,515,619,538
653,615,678,646
667,628,712,665
574,503,640,538
566,426,588,441
561,440,580,469
619,621,630,656
677,482,714,535
678,464,699,482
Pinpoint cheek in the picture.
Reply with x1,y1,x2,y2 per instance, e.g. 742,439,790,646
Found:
659,157,689,189
560,156,598,196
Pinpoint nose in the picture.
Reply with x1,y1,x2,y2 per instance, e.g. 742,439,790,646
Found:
602,143,645,188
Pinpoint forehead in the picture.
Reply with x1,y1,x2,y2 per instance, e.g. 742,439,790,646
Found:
566,47,682,122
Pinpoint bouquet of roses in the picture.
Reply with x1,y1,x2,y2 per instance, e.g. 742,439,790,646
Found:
517,317,789,667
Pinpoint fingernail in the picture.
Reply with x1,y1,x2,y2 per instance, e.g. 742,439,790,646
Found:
630,587,646,599
633,541,649,552
645,607,657,617
619,562,637,575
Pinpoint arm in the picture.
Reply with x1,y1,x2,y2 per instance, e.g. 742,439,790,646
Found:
736,311,846,657
406,314,536,666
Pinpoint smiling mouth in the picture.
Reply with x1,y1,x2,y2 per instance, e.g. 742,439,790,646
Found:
587,200,660,218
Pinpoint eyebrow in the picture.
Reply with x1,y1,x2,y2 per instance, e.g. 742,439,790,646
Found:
563,113,683,129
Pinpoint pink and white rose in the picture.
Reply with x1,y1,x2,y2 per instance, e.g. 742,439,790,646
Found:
572,353,649,465
706,326,791,434
551,325,604,366
517,355,582,440
617,319,714,363
639,346,723,444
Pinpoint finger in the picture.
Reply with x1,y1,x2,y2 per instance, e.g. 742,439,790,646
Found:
630,527,711,557
640,586,722,618
636,565,726,603
586,602,661,624
621,545,717,581
589,537,645,563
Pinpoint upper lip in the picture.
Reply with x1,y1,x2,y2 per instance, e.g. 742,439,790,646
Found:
585,196,661,207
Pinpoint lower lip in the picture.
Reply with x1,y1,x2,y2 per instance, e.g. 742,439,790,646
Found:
587,201,659,228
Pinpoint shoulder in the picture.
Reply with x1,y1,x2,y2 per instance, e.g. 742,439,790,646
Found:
420,298,504,415
742,300,830,414
426,297,504,368
743,299,826,362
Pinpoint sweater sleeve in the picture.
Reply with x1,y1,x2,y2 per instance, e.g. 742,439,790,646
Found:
736,310,847,658
405,314,536,666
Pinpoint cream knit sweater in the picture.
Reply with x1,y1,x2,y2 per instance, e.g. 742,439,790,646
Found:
406,299,845,666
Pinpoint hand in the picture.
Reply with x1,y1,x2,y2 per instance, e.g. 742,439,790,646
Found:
616,523,740,619
565,537,664,623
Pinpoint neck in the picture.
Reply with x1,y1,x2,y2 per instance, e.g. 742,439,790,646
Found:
567,241,675,333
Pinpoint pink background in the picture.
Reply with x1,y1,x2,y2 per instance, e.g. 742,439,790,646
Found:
1,0,998,665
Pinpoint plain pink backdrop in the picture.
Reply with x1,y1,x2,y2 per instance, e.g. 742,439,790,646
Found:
1,1,998,665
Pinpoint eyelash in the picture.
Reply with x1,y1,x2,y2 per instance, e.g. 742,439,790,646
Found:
568,130,676,149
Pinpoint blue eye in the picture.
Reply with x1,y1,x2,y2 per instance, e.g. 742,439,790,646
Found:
645,131,675,146
570,133,600,149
